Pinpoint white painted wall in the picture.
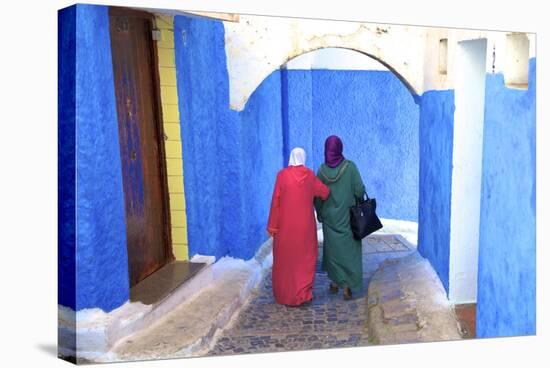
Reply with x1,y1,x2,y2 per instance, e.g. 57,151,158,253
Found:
286,47,389,70
221,13,535,110
449,38,487,304
285,51,315,70
223,15,426,110
504,33,530,87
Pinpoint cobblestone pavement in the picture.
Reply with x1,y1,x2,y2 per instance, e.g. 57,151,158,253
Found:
207,234,415,356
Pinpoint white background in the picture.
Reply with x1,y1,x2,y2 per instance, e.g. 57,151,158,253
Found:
0,0,547,367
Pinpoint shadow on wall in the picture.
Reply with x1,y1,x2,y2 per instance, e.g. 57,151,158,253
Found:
417,89,455,294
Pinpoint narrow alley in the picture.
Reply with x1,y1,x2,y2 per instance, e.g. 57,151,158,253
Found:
208,233,414,355
108,225,463,362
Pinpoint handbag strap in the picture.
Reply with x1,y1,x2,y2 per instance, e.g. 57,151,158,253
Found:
320,160,350,184
355,191,371,205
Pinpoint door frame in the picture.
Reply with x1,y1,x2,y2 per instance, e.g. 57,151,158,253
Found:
109,6,175,280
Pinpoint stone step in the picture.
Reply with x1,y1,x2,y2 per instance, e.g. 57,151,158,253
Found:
367,252,462,345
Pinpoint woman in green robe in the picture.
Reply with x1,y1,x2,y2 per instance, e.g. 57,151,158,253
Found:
314,135,365,300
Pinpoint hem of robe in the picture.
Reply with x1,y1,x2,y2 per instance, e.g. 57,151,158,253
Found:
273,289,313,307
322,268,363,294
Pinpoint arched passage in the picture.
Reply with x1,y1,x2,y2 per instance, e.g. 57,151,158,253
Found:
173,14,430,262
176,14,427,265
174,15,424,262
223,16,426,111
278,46,419,98
265,47,420,222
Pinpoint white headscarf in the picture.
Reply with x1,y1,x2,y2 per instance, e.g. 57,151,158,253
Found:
288,147,306,166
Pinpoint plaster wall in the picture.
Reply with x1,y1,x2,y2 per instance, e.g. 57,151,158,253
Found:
422,29,535,91
74,5,130,312
449,39,487,303
58,4,130,312
222,13,536,109
283,48,420,221
58,4,77,311
224,15,427,110
476,58,536,337
287,47,389,71
417,90,455,293
309,69,419,221
174,15,282,261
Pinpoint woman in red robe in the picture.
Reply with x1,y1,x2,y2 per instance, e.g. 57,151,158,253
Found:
267,147,330,306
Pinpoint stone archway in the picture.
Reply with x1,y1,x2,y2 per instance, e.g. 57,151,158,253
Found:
243,45,422,224
222,15,427,110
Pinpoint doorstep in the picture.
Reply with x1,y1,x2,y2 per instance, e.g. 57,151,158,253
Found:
130,260,207,305
58,255,216,362
106,255,217,350
108,239,274,362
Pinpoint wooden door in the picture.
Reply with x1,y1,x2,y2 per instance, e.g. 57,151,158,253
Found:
109,8,173,287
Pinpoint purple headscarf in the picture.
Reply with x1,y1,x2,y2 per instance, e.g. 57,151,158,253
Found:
324,135,345,168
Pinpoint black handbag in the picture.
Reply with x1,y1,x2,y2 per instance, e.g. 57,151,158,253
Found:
349,193,383,240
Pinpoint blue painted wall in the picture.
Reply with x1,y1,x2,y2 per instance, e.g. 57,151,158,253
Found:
238,71,284,259
175,16,231,259
280,69,419,221
58,5,76,310
476,59,536,337
309,70,419,221
417,90,455,294
59,4,130,312
281,69,313,167
174,16,282,260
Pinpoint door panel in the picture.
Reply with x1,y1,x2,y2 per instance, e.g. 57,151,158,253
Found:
109,8,173,287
